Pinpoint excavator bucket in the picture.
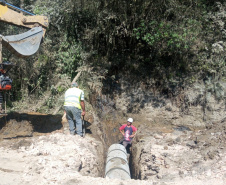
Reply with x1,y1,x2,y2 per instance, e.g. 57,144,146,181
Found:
1,26,43,57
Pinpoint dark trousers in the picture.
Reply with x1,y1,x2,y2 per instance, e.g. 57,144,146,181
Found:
122,140,132,154
64,106,82,136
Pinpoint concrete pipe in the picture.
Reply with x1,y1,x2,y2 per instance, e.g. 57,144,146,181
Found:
105,144,131,180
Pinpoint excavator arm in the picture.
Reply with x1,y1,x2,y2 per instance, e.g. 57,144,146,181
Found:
0,2,48,32
0,1,49,117
0,0,49,58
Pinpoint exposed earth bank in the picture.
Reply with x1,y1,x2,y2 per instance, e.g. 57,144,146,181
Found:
0,111,225,185
131,118,226,183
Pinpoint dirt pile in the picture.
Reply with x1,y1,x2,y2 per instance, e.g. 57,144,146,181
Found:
0,113,226,185
0,132,104,184
0,112,63,142
0,128,157,185
131,118,226,184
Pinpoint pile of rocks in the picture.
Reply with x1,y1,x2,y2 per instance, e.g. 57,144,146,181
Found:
132,120,226,184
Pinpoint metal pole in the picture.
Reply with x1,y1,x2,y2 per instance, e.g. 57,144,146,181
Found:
0,37,2,64
4,92,6,113
0,37,3,113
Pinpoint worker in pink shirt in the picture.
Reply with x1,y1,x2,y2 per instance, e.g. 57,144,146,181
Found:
119,118,137,153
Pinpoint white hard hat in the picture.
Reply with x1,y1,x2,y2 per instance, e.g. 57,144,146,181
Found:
127,118,133,123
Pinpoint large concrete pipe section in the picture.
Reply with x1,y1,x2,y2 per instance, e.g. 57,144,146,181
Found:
105,143,131,180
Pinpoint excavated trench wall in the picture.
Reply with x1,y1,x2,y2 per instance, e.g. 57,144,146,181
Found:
1,74,225,181
90,113,138,179
0,112,106,178
0,112,126,178
89,77,226,180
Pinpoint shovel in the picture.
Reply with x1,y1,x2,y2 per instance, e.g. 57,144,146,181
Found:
82,115,85,137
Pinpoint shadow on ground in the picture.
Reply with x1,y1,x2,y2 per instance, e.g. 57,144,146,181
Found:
0,112,63,140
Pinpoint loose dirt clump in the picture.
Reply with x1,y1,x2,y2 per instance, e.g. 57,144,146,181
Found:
0,119,33,140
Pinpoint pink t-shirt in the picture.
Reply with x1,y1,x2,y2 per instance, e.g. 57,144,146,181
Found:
120,124,137,141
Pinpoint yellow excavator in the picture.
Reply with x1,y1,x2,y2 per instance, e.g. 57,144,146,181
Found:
0,0,49,117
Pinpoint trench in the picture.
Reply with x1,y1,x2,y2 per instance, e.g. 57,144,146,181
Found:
0,111,140,180
96,118,138,179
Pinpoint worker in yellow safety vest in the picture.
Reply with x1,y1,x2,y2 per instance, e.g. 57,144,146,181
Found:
64,82,85,136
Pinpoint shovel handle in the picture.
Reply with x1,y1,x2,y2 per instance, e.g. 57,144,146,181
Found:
82,115,85,137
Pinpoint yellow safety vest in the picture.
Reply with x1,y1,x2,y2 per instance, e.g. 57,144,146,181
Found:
64,87,83,109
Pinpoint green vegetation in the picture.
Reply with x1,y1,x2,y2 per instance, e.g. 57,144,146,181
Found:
56,35,82,79
134,20,196,51
0,0,225,112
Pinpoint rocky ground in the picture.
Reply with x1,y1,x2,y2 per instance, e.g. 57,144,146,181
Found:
0,111,225,185
0,116,152,185
0,133,103,185
132,119,226,184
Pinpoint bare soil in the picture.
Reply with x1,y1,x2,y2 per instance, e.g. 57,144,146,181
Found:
0,112,225,185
